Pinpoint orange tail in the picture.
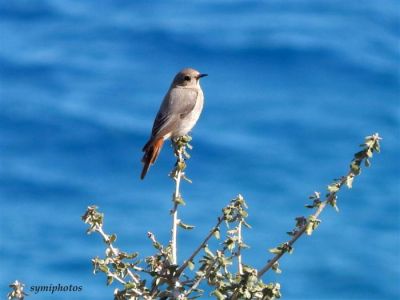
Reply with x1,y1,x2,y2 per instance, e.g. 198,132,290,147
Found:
141,138,164,179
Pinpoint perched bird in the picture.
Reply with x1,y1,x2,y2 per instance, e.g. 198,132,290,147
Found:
141,68,207,179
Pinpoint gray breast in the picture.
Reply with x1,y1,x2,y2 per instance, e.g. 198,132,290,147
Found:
172,88,204,137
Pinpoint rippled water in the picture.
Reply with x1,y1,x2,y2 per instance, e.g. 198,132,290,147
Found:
1,1,399,299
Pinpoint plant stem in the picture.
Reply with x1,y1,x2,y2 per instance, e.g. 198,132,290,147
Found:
177,216,224,276
108,272,126,284
183,262,213,297
257,134,382,278
171,205,179,265
237,221,243,275
184,244,229,298
171,145,184,265
97,227,142,284
258,175,346,277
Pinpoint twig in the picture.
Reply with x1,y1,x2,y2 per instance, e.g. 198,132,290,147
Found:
176,216,224,277
257,133,381,278
237,221,243,275
184,263,213,297
184,244,230,298
108,272,126,285
171,146,184,265
97,227,119,254
257,195,330,277
97,227,142,284
171,203,179,265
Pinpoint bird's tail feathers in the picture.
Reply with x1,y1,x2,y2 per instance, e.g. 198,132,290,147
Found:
141,138,164,179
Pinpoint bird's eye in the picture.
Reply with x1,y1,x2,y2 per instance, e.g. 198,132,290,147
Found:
184,76,191,81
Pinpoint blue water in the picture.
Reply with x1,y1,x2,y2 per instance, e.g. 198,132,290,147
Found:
1,1,399,299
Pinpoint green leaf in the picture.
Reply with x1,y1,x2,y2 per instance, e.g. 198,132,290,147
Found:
306,216,321,235
350,162,361,175
204,246,215,258
227,240,235,252
365,158,371,167
328,196,339,212
106,275,113,286
271,261,282,274
327,183,340,193
305,222,314,236
188,260,195,271
242,220,252,228
99,265,109,273
285,244,294,254
124,282,137,290
178,221,195,230
346,175,354,189
211,290,225,300
240,210,249,218
174,194,186,205
308,191,320,199
239,242,250,249
372,137,381,152
222,256,233,266
295,216,307,228
354,150,365,159
109,234,117,243
269,247,282,255
364,139,374,148
196,270,205,277
183,151,191,159
183,175,193,183
153,241,162,250
182,135,192,143
126,252,138,259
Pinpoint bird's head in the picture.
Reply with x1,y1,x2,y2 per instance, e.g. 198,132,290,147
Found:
172,68,207,88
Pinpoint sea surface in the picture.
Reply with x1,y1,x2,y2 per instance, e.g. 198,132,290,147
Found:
1,1,399,299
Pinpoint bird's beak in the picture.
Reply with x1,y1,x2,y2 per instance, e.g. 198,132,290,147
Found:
198,73,208,79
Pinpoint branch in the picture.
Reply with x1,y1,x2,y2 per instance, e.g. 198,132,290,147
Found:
257,133,382,278
82,133,381,300
257,197,328,277
177,194,249,278
183,254,219,297
170,136,192,265
177,215,224,276
237,221,243,275
171,152,182,266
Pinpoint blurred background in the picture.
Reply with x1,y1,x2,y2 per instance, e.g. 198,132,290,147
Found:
1,1,399,299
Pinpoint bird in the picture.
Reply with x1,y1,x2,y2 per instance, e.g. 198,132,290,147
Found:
140,68,207,179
